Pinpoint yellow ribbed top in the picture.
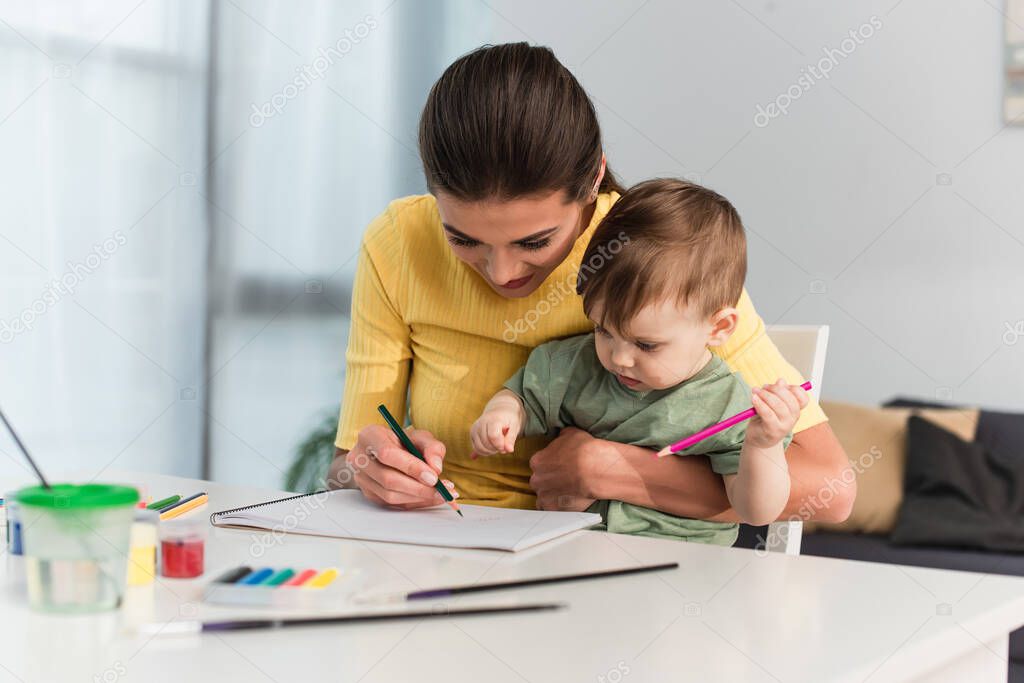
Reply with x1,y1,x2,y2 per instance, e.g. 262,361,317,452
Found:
336,193,827,508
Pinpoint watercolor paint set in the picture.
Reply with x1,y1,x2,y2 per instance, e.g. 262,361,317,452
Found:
203,565,362,607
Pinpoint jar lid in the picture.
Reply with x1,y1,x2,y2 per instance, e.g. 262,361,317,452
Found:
134,508,160,523
159,516,208,540
16,483,140,509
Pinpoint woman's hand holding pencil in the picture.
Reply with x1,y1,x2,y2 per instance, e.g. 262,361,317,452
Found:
372,405,460,511
346,423,458,510
375,405,462,516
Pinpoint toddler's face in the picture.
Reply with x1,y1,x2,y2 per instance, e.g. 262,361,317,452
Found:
589,298,728,392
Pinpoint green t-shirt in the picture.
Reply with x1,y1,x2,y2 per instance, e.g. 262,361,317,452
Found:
504,332,764,545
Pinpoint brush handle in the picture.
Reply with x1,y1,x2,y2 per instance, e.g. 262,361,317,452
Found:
661,381,813,455
0,405,51,489
196,603,564,632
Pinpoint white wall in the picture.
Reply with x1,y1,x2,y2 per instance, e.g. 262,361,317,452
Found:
477,0,1024,410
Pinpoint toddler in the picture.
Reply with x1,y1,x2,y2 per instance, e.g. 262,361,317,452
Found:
470,179,808,544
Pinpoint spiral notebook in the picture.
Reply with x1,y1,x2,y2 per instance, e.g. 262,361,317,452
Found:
210,489,602,552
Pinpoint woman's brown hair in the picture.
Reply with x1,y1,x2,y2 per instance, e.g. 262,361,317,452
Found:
419,42,623,202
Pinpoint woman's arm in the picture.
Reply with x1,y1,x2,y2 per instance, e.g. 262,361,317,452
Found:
530,421,854,523
334,231,413,454
328,447,357,489
712,421,854,522
327,205,457,508
529,427,730,518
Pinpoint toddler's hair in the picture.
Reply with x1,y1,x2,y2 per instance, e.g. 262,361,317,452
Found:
577,178,747,334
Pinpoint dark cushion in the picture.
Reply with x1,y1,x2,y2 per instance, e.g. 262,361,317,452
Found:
886,398,1024,474
977,408,1024,501
883,397,968,410
891,416,1024,552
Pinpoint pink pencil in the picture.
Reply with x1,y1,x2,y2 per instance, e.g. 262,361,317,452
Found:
655,381,813,458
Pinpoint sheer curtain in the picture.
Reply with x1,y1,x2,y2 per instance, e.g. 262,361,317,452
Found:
206,1,491,488
0,0,210,481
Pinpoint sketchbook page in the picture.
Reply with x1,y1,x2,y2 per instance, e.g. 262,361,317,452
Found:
214,490,602,552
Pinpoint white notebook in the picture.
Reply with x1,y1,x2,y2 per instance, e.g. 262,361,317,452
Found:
210,489,602,552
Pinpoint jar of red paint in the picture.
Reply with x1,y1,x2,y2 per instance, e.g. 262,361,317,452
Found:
159,517,206,578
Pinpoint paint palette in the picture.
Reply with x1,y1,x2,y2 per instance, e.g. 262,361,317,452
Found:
203,566,363,608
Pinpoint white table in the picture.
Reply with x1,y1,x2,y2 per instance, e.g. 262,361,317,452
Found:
3,471,1023,683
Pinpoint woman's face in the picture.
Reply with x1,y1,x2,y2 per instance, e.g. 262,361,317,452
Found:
434,190,591,299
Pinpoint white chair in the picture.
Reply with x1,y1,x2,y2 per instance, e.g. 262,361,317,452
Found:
759,324,830,555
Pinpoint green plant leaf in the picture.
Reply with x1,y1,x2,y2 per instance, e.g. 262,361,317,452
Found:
285,410,339,493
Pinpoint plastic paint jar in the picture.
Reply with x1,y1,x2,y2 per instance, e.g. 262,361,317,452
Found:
127,509,158,587
16,483,139,612
159,518,206,578
2,494,27,599
5,492,23,556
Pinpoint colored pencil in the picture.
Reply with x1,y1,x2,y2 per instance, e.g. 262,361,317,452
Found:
656,381,813,457
158,491,204,512
141,603,565,635
355,562,679,604
159,492,208,520
376,404,462,517
147,494,181,510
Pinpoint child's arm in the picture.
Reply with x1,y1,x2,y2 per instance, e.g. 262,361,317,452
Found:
474,337,579,457
470,389,527,456
723,380,809,526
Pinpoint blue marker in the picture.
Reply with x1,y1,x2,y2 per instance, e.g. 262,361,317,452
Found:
239,567,275,585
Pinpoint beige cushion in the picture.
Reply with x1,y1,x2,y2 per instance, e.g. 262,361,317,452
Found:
804,401,978,535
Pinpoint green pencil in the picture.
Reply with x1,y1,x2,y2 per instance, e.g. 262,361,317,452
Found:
147,494,180,510
376,404,462,517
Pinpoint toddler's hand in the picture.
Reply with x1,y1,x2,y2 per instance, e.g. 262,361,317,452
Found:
470,408,521,457
746,379,809,449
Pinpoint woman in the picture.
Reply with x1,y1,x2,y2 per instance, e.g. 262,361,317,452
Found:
328,43,854,525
